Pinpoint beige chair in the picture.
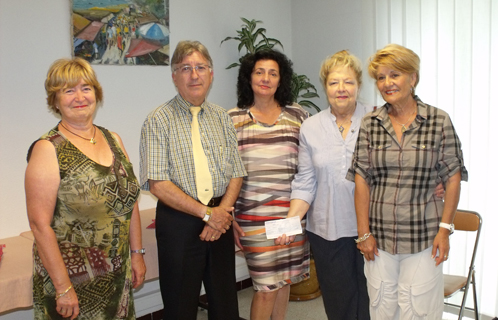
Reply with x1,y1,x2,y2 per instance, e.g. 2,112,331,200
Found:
444,209,482,320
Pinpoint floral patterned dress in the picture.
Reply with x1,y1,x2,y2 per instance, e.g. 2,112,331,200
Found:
29,125,140,320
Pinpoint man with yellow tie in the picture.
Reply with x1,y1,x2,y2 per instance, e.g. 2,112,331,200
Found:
139,40,247,320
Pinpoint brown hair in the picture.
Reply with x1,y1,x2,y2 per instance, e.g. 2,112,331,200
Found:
45,57,103,114
171,40,213,70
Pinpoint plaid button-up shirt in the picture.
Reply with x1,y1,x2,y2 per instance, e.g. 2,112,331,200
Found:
347,97,468,254
139,94,247,199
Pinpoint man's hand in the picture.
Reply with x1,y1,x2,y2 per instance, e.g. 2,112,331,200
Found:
206,206,234,232
199,225,222,241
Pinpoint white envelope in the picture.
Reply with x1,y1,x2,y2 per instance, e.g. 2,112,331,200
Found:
264,216,303,239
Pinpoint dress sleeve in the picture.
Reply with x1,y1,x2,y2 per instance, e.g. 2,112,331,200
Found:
291,123,317,204
436,114,468,182
346,116,372,185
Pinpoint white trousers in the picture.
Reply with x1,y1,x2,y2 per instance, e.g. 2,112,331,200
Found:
364,246,444,320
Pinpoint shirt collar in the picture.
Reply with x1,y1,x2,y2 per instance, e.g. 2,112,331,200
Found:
176,94,208,113
327,102,363,121
371,95,428,124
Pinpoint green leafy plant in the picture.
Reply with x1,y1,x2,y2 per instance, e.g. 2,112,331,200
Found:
221,18,320,113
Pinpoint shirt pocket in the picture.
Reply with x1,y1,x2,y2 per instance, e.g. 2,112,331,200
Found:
409,143,438,169
216,142,233,181
369,141,396,168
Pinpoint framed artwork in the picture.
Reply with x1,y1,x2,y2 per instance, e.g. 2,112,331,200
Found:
72,0,170,66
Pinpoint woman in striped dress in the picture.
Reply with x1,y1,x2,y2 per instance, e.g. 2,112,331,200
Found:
228,50,310,320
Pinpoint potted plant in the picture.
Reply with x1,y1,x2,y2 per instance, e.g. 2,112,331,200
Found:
221,18,320,113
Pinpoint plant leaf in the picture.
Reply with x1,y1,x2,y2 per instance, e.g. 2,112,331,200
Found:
226,62,241,70
298,100,321,113
300,92,320,99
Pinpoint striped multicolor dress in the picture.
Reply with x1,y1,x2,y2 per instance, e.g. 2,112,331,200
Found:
228,104,310,291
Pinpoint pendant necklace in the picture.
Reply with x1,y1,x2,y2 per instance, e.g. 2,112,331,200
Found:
337,121,347,134
60,122,97,144
392,110,416,133
335,108,355,134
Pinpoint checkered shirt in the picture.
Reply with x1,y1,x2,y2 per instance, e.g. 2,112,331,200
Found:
346,97,468,254
139,94,247,199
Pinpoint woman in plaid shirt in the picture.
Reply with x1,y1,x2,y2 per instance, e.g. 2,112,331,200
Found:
347,44,468,319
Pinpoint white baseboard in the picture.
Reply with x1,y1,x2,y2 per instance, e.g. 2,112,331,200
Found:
133,279,164,317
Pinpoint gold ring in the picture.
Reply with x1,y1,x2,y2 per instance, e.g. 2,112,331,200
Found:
211,236,215,239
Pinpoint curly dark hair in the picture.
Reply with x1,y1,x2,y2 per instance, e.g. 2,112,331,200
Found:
237,49,294,108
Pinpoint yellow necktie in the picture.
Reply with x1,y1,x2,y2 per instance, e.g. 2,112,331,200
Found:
190,107,214,205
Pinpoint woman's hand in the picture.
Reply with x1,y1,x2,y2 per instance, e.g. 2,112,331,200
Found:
56,286,79,319
357,235,379,261
131,253,146,288
432,229,450,266
274,234,296,246
232,220,245,250
434,182,445,199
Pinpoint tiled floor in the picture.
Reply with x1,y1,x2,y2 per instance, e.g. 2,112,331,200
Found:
144,289,479,319
197,287,327,320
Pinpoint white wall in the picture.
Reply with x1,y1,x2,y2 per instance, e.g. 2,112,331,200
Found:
0,0,292,239
291,0,366,107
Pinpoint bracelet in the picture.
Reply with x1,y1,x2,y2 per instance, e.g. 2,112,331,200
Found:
55,284,72,301
439,222,455,235
202,207,212,222
131,248,146,254
355,233,372,244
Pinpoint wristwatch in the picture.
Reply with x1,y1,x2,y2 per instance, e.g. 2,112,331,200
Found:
439,222,455,235
202,207,212,222
131,248,146,254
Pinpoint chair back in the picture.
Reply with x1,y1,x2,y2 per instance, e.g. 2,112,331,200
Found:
453,210,481,232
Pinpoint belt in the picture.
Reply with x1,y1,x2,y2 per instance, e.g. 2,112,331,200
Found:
206,196,222,207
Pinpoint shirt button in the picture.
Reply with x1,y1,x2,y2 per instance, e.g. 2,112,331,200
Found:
421,145,426,149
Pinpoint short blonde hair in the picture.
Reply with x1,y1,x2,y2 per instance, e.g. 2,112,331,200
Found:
45,57,103,114
368,44,420,93
319,50,363,89
171,40,213,70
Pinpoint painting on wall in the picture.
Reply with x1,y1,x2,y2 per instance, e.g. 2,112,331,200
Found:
72,0,170,66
